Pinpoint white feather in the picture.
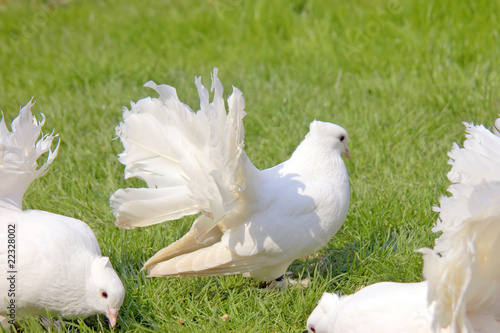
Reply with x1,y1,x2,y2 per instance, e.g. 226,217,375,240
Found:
422,118,500,332
111,68,246,232
0,100,59,209
307,282,436,333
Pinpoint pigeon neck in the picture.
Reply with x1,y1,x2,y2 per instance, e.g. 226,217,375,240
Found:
0,174,32,210
289,141,347,179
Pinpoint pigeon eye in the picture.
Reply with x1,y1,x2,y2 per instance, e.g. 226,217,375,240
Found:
101,291,108,299
339,135,345,142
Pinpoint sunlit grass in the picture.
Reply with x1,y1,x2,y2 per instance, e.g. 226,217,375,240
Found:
1,0,499,331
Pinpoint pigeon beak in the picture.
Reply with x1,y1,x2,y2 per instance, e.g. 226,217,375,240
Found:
106,307,119,328
343,148,350,159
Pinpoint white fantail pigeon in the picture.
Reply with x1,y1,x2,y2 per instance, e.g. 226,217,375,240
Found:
0,102,125,330
110,68,351,284
307,117,500,333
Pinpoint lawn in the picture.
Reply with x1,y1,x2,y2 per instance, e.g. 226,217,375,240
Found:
1,0,499,331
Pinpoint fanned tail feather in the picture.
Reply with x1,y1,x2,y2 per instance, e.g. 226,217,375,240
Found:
111,68,248,231
433,121,500,233
142,213,223,269
0,100,59,209
421,117,500,332
146,242,275,278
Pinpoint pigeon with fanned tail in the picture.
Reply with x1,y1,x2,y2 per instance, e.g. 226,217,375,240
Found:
0,102,125,330
110,68,350,285
307,118,500,333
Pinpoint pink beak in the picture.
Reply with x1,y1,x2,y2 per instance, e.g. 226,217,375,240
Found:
344,148,350,159
106,307,119,328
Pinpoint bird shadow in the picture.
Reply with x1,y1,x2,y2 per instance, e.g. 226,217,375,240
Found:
288,240,360,286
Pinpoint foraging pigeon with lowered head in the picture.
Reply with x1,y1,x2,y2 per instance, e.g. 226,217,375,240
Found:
110,68,350,284
0,102,125,330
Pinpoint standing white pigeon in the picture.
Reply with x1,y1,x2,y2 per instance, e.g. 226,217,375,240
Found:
110,68,350,284
0,101,125,330
306,117,500,333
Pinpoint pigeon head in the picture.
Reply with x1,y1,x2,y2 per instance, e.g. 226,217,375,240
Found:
87,256,125,328
307,293,340,333
307,120,350,159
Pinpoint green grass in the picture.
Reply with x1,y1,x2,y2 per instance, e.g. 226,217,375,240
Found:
1,0,499,331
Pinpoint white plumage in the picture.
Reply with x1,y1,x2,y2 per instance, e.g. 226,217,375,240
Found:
0,102,125,329
307,117,500,333
307,282,435,333
110,68,351,282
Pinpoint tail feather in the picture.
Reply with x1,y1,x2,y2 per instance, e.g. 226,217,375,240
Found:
146,242,276,278
147,243,244,277
433,120,500,233
447,122,500,185
142,214,223,269
422,182,500,332
111,68,248,231
421,117,500,332
0,101,59,209
111,187,200,229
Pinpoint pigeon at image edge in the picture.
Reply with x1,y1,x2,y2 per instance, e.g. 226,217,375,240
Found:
0,102,125,329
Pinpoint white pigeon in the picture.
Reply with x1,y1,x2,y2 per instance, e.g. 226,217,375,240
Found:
307,118,500,333
0,102,125,330
110,68,350,284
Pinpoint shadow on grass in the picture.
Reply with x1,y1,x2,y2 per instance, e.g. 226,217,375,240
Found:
289,241,360,286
